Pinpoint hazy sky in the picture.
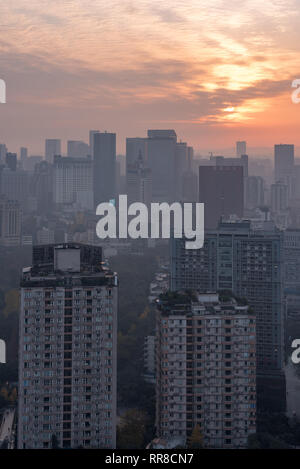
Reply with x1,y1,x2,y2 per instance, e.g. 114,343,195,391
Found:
1,0,300,155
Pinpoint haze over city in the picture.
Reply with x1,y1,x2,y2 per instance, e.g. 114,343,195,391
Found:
1,0,300,154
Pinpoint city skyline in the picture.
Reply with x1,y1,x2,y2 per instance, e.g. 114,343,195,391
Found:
0,1,300,153
1,0,300,452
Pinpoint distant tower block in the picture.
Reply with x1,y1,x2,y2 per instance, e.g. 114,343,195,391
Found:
236,141,246,158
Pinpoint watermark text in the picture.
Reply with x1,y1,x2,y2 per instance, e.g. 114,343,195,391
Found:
96,195,204,249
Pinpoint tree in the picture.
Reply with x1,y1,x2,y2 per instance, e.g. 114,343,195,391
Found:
248,432,290,449
117,409,148,449
8,387,17,403
188,424,204,449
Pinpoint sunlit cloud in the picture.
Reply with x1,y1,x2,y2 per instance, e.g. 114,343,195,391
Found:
0,0,300,152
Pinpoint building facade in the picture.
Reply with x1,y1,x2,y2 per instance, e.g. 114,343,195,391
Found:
93,132,116,206
53,155,93,210
170,220,285,411
0,195,21,246
18,244,118,449
45,139,61,164
198,166,244,229
155,292,256,448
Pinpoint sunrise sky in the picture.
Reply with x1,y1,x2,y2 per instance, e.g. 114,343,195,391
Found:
0,0,300,155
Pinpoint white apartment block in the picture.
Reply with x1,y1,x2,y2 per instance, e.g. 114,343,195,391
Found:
18,244,117,449
53,156,93,210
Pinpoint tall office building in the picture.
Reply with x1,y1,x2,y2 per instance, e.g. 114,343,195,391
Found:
89,130,99,158
156,292,256,448
0,143,7,163
187,147,194,171
0,168,29,208
147,130,177,202
284,229,300,290
210,154,248,178
24,155,43,172
6,152,17,171
209,154,248,207
274,144,294,189
126,137,147,171
0,195,21,246
174,142,188,200
182,171,198,203
236,141,247,158
245,176,264,210
45,139,61,164
37,228,55,245
284,230,300,321
182,146,198,202
199,166,244,229
127,153,152,206
53,155,93,210
271,181,288,213
126,138,149,201
20,147,28,169
33,161,53,215
93,132,116,206
18,243,118,449
170,220,285,411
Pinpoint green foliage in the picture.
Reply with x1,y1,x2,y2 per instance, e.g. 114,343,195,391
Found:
109,252,157,406
109,250,160,446
117,409,149,449
0,247,32,386
188,424,204,449
248,432,290,449
251,412,300,448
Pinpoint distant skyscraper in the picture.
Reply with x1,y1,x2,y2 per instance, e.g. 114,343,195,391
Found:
155,292,256,448
187,146,194,171
0,167,29,208
33,161,53,215
147,130,177,202
271,181,288,213
175,142,188,200
45,139,61,164
24,155,43,172
6,152,17,171
284,229,300,291
93,132,116,206
170,220,285,412
246,176,264,210
236,141,246,158
18,243,118,449
89,130,99,158
127,152,152,206
67,140,89,158
0,195,21,246
126,137,147,171
182,171,198,202
210,154,248,178
199,165,244,229
274,144,294,184
36,227,55,245
20,147,28,169
0,143,7,163
182,146,198,202
53,155,93,210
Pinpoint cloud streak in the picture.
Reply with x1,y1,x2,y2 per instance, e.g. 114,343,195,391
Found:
0,0,299,152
